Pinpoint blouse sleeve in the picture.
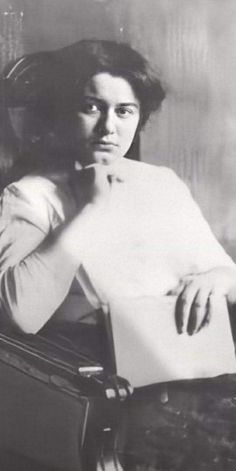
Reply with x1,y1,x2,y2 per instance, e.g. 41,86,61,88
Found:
0,182,78,334
167,170,235,271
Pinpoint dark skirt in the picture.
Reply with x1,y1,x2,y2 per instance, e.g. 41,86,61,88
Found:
118,375,236,471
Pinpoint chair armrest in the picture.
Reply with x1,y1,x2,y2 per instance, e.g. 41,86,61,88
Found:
0,308,133,400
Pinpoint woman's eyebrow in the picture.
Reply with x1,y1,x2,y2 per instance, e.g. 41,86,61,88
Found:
83,95,139,108
119,102,139,108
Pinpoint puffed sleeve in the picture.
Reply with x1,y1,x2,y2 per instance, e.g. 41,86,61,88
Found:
0,179,79,333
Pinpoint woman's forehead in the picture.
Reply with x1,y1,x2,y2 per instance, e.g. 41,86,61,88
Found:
83,72,140,106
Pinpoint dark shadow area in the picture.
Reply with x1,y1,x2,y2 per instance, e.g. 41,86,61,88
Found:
0,452,56,471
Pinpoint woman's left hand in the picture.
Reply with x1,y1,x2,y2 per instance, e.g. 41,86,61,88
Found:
169,266,236,335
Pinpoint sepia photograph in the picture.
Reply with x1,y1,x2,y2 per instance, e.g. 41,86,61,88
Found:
0,1,236,470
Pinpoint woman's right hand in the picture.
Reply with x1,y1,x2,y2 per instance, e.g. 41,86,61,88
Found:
70,163,123,211
58,162,125,266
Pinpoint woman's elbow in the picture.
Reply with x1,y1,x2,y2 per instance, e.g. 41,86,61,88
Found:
0,272,49,334
1,304,43,334
13,316,41,334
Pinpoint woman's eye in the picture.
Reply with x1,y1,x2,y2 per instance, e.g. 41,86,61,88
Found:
81,102,100,114
116,107,134,118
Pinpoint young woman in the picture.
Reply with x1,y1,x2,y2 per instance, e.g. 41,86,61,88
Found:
0,39,236,338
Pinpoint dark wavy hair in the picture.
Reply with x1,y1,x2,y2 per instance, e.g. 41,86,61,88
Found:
0,39,165,188
53,40,165,127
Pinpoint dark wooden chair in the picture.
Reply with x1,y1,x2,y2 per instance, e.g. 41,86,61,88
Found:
0,310,131,471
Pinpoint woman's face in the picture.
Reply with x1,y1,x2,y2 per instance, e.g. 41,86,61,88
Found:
75,72,140,166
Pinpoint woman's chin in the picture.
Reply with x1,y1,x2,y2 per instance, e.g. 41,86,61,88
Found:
92,152,122,165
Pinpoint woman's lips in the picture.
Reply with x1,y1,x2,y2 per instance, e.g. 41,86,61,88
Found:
93,141,118,149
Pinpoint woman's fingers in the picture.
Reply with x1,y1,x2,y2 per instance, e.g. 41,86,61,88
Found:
175,282,198,334
187,289,211,335
81,162,124,183
175,282,211,335
172,267,236,335
168,274,195,296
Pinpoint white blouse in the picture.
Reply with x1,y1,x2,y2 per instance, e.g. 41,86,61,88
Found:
0,158,234,333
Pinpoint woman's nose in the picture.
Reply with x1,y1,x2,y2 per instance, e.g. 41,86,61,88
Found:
99,110,116,134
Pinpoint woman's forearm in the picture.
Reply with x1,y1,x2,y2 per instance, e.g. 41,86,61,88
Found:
0,203,104,333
